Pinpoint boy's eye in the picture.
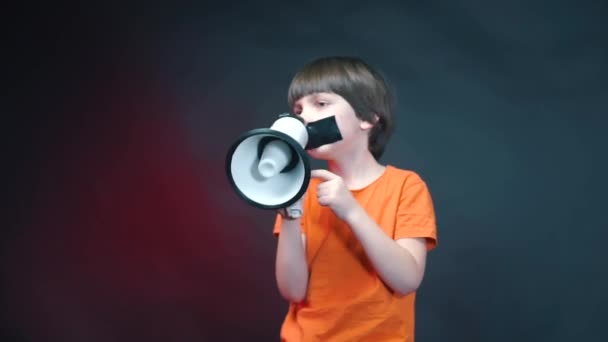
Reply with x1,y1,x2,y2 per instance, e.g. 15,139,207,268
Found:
317,101,328,106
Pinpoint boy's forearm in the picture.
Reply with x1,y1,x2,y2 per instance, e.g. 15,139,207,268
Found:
345,207,423,296
275,219,308,302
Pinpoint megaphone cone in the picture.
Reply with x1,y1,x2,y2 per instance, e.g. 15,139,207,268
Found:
225,114,311,209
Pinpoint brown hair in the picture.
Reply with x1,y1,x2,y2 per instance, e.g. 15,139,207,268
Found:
287,56,395,160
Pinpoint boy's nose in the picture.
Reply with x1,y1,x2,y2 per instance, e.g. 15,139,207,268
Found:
298,111,313,125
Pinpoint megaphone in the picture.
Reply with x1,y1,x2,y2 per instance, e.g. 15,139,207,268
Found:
225,113,342,209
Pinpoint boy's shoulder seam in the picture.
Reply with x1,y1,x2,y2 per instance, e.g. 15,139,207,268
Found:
387,165,424,181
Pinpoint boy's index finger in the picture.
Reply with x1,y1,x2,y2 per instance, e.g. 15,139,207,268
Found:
310,169,339,181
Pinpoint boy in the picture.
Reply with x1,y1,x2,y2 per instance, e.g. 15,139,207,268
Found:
273,56,437,341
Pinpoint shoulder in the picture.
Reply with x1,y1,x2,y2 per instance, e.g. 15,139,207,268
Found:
387,166,436,220
383,166,434,204
384,165,428,188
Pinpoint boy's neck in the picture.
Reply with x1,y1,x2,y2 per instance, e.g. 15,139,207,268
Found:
327,150,386,190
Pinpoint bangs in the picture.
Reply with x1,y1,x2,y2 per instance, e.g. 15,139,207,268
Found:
287,60,353,108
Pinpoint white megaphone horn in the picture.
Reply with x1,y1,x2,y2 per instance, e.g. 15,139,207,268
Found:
225,113,342,209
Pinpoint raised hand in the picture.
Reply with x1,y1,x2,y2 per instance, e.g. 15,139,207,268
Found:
310,169,360,221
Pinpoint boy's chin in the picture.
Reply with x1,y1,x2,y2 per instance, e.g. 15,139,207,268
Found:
306,145,336,160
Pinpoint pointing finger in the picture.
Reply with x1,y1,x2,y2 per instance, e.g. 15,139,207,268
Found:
310,169,339,181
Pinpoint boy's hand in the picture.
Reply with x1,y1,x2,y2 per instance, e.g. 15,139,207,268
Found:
310,169,360,221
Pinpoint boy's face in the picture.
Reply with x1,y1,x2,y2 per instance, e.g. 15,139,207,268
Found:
293,92,373,160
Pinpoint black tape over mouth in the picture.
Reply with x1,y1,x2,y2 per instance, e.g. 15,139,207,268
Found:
305,116,343,150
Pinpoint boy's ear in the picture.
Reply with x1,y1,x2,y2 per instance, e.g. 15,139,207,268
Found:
360,114,379,130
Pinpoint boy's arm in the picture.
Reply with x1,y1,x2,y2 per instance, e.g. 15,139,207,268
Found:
345,209,427,296
275,217,308,302
311,169,435,297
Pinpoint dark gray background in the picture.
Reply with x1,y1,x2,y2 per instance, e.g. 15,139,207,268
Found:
5,0,606,341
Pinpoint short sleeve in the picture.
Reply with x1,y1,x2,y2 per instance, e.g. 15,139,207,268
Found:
394,178,438,250
273,214,282,236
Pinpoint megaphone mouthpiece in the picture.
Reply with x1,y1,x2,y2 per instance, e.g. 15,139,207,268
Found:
257,139,292,178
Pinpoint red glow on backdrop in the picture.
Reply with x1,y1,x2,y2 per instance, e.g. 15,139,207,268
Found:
2,71,280,341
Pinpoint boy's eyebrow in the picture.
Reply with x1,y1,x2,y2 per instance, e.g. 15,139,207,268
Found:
294,94,312,107
293,92,327,108
309,93,322,101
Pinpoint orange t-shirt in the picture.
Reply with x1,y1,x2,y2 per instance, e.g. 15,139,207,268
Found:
273,165,437,342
